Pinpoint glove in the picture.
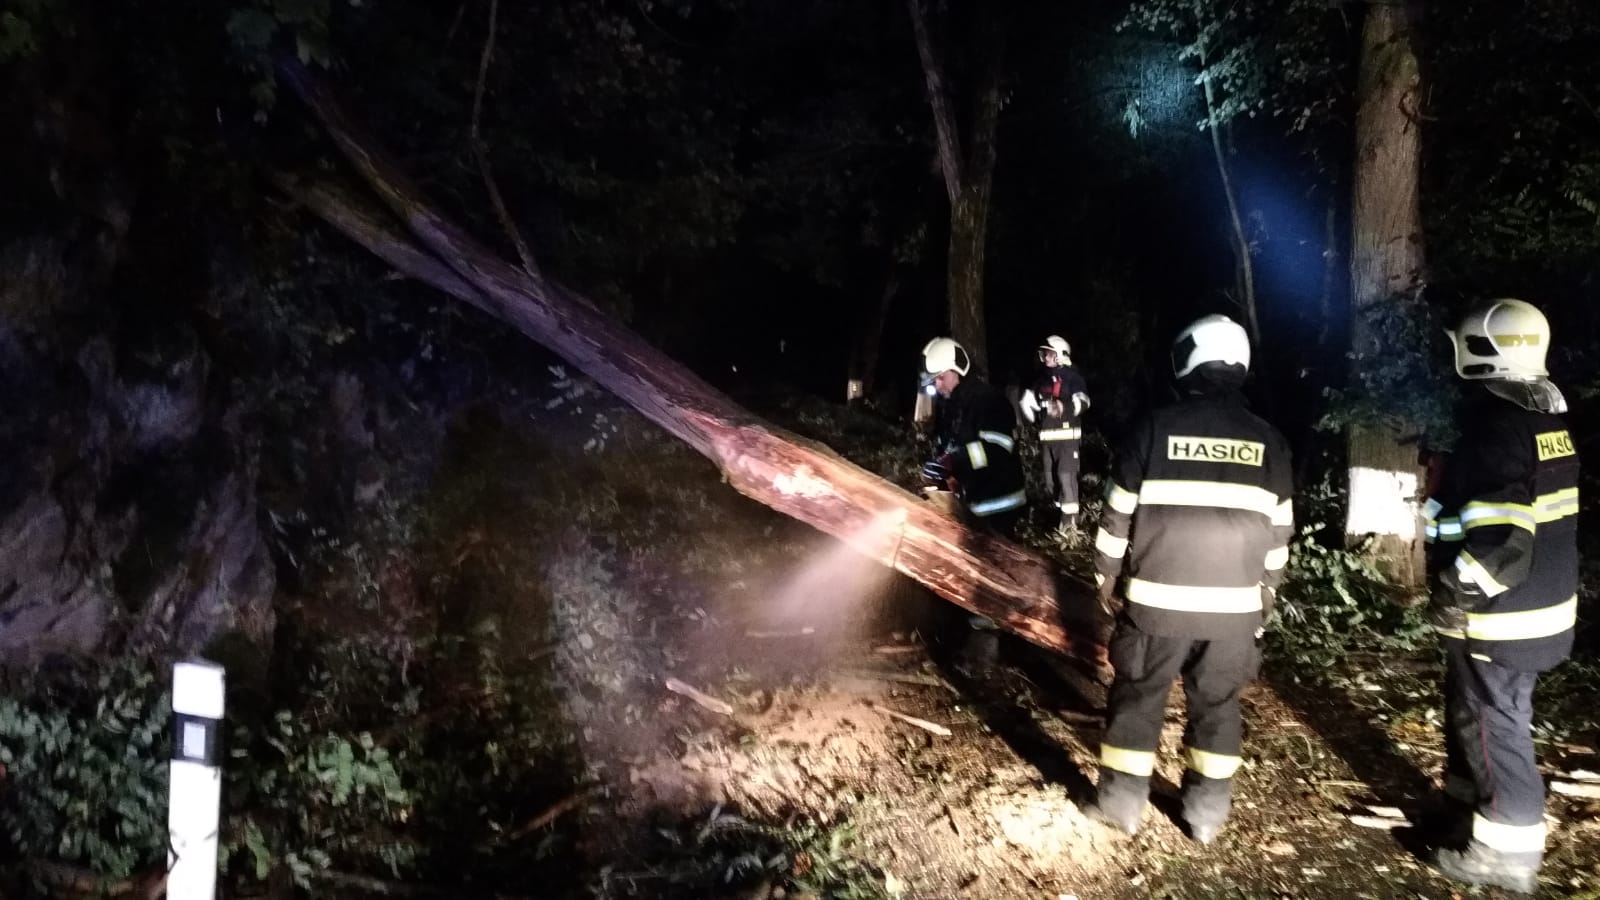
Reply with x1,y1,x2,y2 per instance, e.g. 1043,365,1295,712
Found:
921,458,952,489
1020,390,1040,423
1428,589,1469,633
1257,585,1276,640
1430,567,1488,633
1427,572,1482,632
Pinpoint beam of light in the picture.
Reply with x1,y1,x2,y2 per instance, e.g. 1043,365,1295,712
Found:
760,513,905,633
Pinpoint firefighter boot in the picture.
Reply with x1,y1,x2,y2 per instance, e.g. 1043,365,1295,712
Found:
1085,771,1146,835
1181,771,1232,846
1432,840,1540,894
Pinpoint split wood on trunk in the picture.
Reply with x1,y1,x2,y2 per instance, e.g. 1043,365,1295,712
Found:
271,55,1109,676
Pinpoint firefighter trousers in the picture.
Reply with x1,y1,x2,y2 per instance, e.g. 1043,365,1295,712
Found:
1441,640,1547,861
1097,622,1259,830
1041,439,1080,515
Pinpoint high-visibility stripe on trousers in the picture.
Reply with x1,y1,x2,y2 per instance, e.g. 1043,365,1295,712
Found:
1042,440,1080,515
1442,642,1549,861
1097,623,1259,830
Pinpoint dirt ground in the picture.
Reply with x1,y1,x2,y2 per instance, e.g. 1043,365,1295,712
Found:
363,403,1600,900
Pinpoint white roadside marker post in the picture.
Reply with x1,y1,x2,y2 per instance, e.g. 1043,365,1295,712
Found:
169,659,225,900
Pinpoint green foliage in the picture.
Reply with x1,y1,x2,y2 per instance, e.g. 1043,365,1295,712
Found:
1425,0,1600,282
1270,471,1432,667
1319,295,1458,444
0,658,169,880
1118,0,1348,139
224,714,414,886
0,0,72,64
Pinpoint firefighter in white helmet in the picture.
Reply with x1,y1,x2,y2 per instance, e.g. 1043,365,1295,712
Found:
919,337,1027,535
1021,335,1091,529
1086,314,1293,844
1421,299,1579,893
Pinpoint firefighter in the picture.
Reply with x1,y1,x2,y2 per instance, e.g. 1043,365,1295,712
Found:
1086,314,1293,845
1021,335,1091,529
919,337,1027,536
1421,299,1579,894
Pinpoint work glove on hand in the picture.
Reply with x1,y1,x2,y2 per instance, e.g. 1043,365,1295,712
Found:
921,458,952,490
1020,390,1040,424
1256,585,1276,640
1428,568,1485,632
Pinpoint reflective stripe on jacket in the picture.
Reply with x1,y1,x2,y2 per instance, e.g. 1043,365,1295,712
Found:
1031,367,1090,441
1092,391,1294,639
934,379,1026,520
1424,389,1579,672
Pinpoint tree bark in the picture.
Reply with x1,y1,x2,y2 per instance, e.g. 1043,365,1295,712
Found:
906,0,962,207
1346,2,1426,587
907,0,1000,378
273,57,1107,672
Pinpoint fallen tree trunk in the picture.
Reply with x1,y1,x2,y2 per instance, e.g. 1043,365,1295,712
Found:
273,57,1106,670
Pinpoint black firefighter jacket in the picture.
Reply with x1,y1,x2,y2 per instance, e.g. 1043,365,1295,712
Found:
1093,389,1295,640
1031,366,1091,443
933,379,1027,520
1425,388,1579,672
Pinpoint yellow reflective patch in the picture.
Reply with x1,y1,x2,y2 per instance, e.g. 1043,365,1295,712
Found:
1100,744,1156,776
1466,595,1577,642
1536,429,1575,461
1460,502,1537,534
1492,332,1542,348
1187,748,1242,779
1455,552,1510,597
1167,435,1265,466
966,441,988,470
1535,487,1580,522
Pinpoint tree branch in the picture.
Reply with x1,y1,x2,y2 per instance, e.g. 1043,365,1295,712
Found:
271,171,487,306
469,0,542,281
906,0,963,205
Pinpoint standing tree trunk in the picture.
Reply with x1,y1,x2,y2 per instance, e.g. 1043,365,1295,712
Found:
1198,53,1260,347
1346,2,1426,587
907,0,1004,378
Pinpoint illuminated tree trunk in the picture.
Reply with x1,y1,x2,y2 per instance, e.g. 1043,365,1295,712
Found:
907,0,1003,377
273,59,1108,673
1346,2,1426,586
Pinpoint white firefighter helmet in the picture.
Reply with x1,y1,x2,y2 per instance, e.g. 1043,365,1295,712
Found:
1039,335,1071,363
1447,299,1550,381
1171,314,1251,379
921,337,971,387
